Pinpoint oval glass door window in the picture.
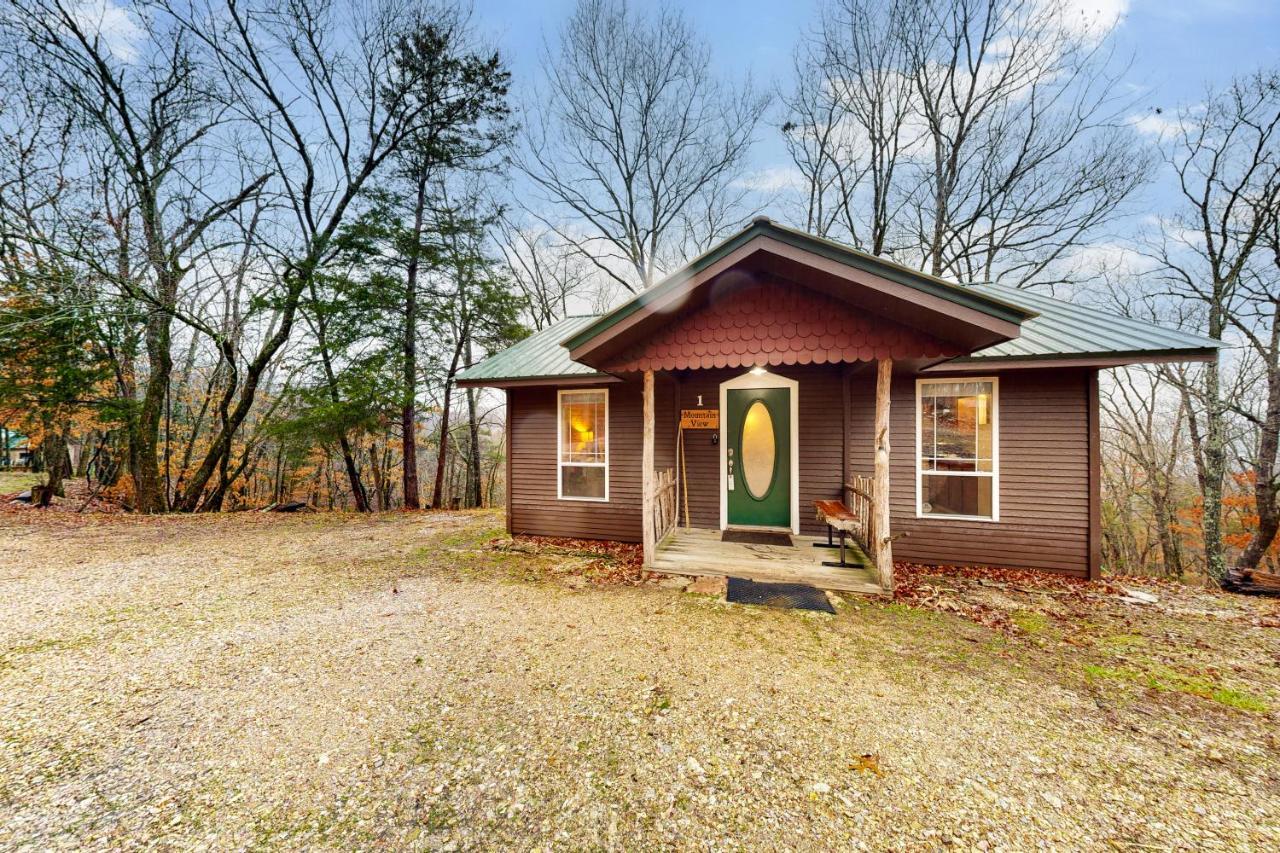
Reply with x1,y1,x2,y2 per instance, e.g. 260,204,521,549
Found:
740,400,776,499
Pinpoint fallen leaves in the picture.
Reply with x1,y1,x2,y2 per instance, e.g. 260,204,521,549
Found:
889,560,1280,636
851,754,883,777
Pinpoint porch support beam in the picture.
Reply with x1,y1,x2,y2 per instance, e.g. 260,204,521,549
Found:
642,369,656,567
873,358,894,588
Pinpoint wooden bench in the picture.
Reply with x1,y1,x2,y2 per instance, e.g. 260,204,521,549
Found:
813,499,860,568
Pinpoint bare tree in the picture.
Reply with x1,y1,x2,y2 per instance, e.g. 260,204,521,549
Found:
785,0,1149,287
1,0,269,511
495,220,596,330
154,0,494,511
1148,69,1280,581
518,0,769,293
1234,179,1280,572
1100,368,1189,577
783,0,915,253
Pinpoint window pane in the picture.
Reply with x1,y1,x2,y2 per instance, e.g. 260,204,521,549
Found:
922,474,993,518
921,396,937,471
920,381,993,472
561,392,606,463
561,465,606,499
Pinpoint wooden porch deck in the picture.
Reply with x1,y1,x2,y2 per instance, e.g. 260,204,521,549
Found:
651,528,885,595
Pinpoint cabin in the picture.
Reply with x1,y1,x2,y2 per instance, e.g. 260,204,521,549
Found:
1,429,31,470
458,219,1219,593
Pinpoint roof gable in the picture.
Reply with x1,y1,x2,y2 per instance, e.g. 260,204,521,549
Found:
562,218,1035,367
601,275,964,372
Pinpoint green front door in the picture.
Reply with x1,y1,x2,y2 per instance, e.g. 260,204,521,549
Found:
726,387,791,528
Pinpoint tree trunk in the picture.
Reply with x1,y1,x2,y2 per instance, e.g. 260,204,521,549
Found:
131,309,171,512
465,386,482,508
305,278,370,513
1201,320,1228,583
175,266,310,512
464,333,482,509
1235,324,1280,571
369,441,386,511
431,342,465,509
1151,486,1185,577
40,427,71,498
402,173,427,510
430,384,453,510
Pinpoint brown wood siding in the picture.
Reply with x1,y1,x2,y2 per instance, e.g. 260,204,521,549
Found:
507,381,675,543
506,366,1093,576
848,368,1091,576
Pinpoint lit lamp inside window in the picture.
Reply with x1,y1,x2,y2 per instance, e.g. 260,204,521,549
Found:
977,393,988,425
572,419,594,450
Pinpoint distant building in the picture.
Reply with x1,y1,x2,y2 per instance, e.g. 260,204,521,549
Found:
1,429,32,469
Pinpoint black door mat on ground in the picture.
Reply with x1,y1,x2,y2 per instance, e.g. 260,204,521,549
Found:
721,530,793,547
725,577,835,613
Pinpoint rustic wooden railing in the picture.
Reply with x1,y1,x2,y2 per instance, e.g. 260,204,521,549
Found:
843,475,877,566
652,467,678,545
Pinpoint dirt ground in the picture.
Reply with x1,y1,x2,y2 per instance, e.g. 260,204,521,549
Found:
1,511,1277,851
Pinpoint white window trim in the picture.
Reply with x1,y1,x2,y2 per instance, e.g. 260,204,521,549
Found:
915,376,1000,523
557,388,610,502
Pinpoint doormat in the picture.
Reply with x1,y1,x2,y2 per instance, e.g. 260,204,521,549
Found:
721,530,793,547
725,577,835,614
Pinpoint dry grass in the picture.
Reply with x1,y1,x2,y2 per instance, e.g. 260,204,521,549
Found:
0,471,40,494
1,510,1277,850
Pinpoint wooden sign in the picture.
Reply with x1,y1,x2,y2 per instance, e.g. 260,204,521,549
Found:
680,409,719,430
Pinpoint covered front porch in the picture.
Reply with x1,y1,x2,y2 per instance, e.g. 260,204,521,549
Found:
650,526,883,594
635,360,899,593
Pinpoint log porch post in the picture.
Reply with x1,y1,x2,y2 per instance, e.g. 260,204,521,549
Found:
873,358,894,588
642,369,656,567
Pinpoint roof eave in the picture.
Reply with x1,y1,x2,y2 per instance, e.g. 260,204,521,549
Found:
455,373,621,389
924,347,1220,372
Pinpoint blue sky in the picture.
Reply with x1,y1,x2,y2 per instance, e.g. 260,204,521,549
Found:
476,0,1280,221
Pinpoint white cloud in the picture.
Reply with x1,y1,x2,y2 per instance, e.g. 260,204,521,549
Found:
1127,105,1198,139
1056,0,1129,41
68,0,144,63
1068,242,1159,278
733,165,808,194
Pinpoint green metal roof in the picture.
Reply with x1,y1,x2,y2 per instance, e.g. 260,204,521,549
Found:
455,316,610,385
458,249,1222,386
561,218,1036,353
952,282,1221,363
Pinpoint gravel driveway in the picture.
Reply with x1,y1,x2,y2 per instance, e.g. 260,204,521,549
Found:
1,511,1277,850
